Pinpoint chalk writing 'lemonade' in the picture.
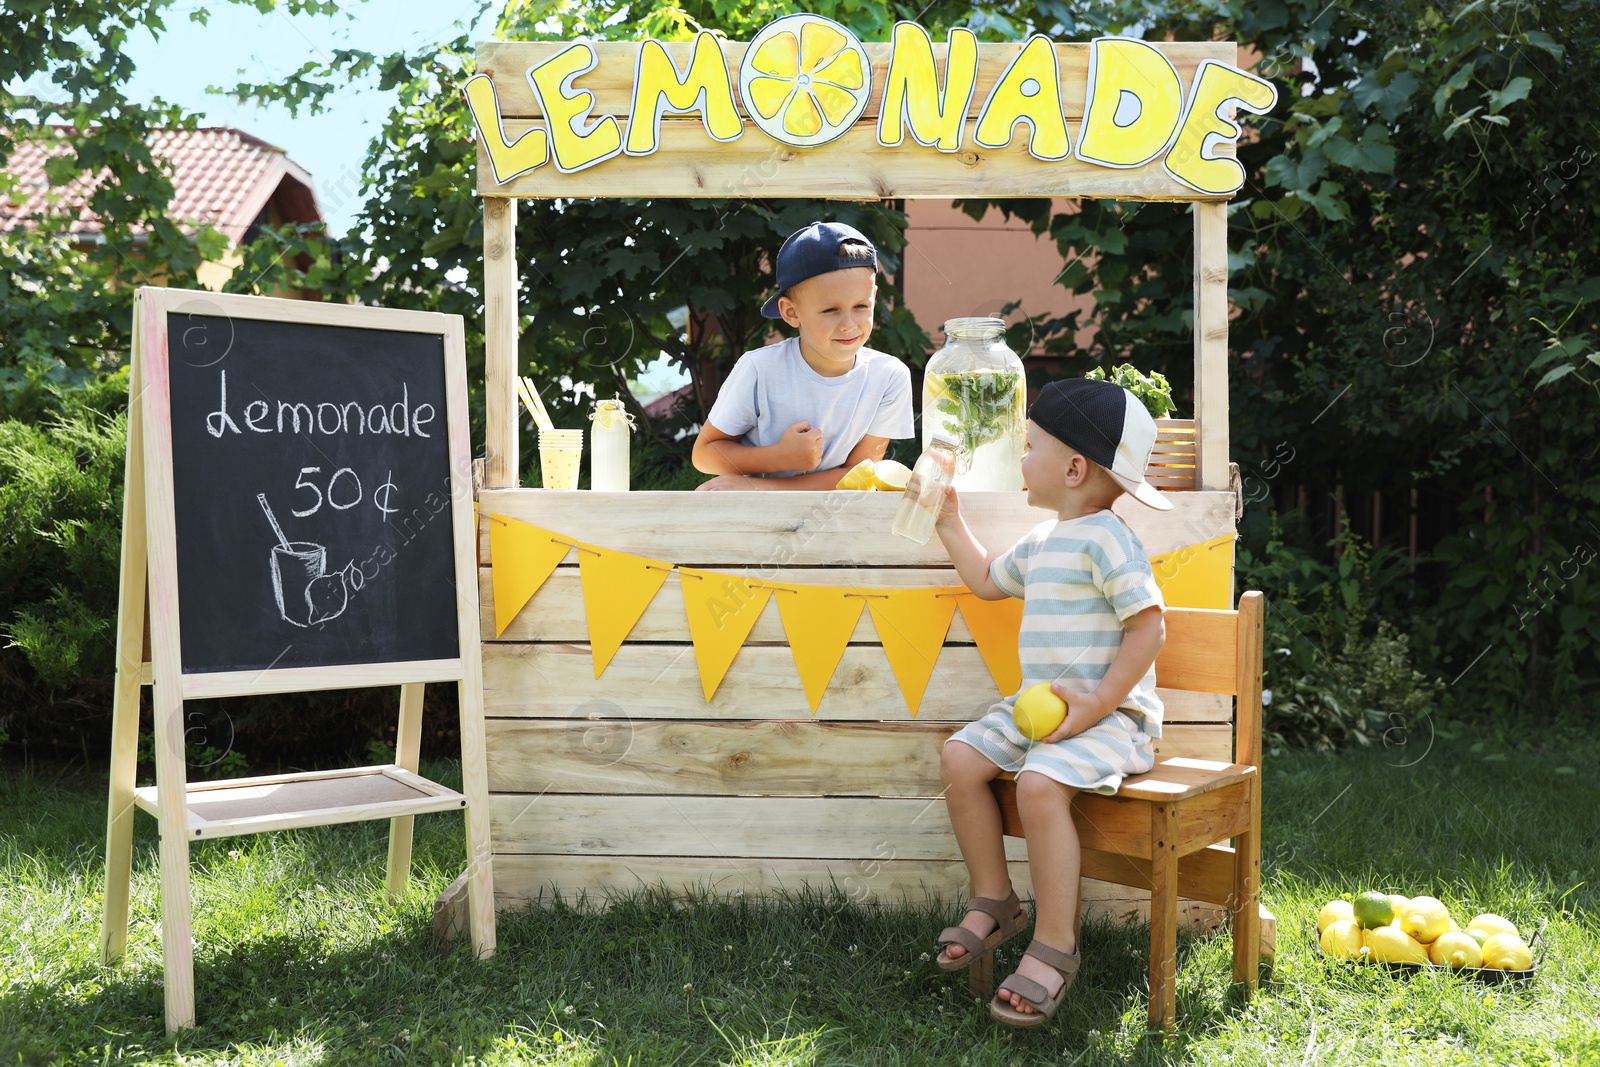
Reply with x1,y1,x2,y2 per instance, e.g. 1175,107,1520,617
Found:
204,369,437,438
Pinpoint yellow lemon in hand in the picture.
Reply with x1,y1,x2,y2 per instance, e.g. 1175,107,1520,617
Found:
1012,683,1067,741
1317,899,1355,934
1428,931,1483,969
1399,896,1451,944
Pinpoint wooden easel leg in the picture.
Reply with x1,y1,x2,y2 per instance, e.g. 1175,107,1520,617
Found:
1232,777,1262,991
103,352,149,966
385,682,427,899
151,678,196,1033
1148,803,1179,1036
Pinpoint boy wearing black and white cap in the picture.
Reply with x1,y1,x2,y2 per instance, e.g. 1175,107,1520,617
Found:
693,221,914,489
928,378,1171,1028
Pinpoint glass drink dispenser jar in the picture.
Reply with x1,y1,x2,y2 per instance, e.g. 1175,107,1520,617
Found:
922,317,1026,491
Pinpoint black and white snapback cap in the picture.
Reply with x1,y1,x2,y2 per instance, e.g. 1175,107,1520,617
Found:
1028,378,1173,511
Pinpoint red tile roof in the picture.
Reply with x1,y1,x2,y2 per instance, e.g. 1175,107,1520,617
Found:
1,126,321,242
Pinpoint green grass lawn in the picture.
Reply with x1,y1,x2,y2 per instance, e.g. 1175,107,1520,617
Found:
2,731,1598,1065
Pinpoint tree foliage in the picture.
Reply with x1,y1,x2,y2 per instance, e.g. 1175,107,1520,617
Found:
957,0,1600,716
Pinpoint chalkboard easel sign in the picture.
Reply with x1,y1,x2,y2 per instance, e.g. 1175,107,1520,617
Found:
101,288,495,1033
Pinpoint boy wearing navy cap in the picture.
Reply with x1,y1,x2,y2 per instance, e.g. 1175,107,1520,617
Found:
927,378,1172,1028
693,221,914,489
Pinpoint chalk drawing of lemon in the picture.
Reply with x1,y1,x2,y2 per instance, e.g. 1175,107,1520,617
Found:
738,14,871,147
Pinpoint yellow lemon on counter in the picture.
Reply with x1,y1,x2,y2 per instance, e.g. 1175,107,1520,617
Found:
868,460,911,491
1364,925,1429,965
1467,913,1519,941
835,459,913,491
1399,896,1451,944
1012,683,1067,741
1428,931,1484,969
1318,899,1355,934
836,459,876,490
1480,932,1533,971
1320,919,1364,960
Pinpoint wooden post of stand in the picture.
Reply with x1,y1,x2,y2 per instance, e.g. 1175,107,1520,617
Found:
384,682,427,898
1192,200,1229,492
484,197,518,489
101,347,149,966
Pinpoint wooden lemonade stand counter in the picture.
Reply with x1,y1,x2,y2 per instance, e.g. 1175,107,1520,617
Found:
450,21,1277,979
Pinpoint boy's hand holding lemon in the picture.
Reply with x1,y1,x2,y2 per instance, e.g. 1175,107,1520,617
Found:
1012,682,1106,743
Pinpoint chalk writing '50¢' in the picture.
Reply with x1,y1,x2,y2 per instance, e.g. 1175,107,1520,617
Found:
205,370,436,438
290,466,400,520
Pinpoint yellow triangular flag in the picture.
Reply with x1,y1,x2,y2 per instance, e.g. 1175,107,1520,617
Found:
773,585,868,714
866,588,960,717
1150,533,1236,609
955,593,1025,698
576,544,673,677
679,568,774,702
488,516,572,637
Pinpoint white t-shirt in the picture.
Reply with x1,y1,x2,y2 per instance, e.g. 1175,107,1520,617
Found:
989,510,1167,736
706,337,914,477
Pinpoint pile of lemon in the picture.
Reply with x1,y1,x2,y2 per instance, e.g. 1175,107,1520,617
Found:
835,459,911,491
1317,892,1534,971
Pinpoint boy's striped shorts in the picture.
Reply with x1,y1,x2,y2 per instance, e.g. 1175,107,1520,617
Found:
946,706,1156,794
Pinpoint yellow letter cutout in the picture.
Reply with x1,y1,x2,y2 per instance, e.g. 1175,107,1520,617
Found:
877,22,978,152
974,34,1070,161
1164,58,1278,195
624,31,742,156
462,72,548,184
526,42,623,173
1075,37,1184,169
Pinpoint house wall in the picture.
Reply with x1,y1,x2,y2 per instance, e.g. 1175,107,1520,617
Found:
900,199,1095,356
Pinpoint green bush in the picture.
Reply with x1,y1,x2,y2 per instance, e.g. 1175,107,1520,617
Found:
1238,513,1444,753
0,374,128,750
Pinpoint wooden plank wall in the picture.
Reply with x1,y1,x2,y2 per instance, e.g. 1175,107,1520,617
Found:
480,489,1238,917
474,40,1236,200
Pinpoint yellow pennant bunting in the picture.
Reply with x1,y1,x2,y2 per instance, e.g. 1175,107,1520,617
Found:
679,569,774,701
488,516,572,637
576,544,674,677
1150,533,1236,609
772,584,867,714
954,593,1025,698
866,588,961,717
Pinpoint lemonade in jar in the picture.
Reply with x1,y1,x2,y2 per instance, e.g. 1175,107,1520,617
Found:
922,318,1026,491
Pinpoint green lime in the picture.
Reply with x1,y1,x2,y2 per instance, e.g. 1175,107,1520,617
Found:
1352,890,1395,930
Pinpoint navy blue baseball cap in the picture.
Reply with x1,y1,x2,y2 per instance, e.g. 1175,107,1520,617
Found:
760,221,878,319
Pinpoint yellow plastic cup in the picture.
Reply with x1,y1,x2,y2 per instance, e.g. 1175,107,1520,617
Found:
538,428,583,489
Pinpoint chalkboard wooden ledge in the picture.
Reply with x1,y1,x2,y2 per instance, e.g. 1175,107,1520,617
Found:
130,765,466,839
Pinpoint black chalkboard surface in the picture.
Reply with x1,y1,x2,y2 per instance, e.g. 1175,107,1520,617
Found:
167,315,460,674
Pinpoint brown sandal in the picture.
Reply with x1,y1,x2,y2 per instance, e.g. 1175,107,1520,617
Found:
934,890,1028,972
990,940,1079,1028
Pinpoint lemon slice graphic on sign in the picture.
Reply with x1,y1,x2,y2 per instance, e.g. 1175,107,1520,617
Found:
738,13,871,148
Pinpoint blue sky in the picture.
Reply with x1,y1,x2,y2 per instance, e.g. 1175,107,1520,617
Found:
123,0,498,236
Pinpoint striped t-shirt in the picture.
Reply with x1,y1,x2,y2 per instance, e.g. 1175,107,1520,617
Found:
989,510,1165,736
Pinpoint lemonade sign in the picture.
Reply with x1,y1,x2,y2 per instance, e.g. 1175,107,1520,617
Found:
463,15,1278,196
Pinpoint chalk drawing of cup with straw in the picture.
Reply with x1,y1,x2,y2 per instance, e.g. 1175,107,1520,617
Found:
259,493,361,628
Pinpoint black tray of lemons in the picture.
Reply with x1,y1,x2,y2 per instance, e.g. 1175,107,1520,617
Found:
1316,891,1538,983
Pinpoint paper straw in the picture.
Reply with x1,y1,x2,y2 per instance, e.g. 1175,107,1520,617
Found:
517,377,555,432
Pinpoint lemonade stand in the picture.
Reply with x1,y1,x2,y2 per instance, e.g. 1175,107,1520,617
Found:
449,18,1273,931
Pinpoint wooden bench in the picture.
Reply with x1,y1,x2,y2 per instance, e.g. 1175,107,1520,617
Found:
968,590,1267,1033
